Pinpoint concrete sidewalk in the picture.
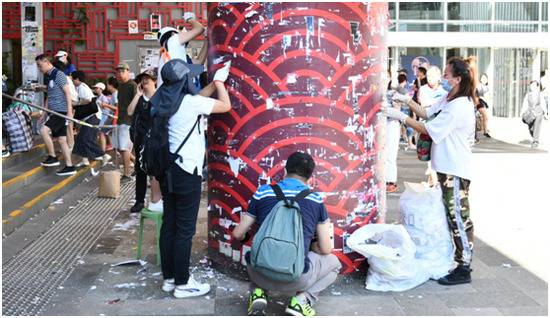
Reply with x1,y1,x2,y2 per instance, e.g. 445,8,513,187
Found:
4,138,548,316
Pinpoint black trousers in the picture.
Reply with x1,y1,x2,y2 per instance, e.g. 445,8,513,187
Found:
159,164,202,285
134,137,146,204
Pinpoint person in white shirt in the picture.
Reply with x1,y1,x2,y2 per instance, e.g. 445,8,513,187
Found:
386,57,477,286
418,66,448,186
520,80,548,148
157,12,205,88
157,58,231,299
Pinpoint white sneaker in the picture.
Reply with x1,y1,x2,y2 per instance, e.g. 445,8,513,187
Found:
162,278,175,292
76,159,90,168
148,199,163,212
173,277,210,299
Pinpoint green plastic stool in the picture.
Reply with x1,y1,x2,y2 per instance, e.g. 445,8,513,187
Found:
136,208,163,266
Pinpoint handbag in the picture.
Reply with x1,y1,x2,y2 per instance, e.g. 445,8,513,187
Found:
417,133,432,161
521,110,536,125
74,98,99,120
416,111,441,162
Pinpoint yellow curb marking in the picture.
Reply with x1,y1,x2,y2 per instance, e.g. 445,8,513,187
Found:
3,154,65,189
4,161,99,224
9,210,23,217
3,166,44,188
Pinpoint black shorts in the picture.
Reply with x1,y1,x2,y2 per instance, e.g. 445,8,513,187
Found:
45,113,68,138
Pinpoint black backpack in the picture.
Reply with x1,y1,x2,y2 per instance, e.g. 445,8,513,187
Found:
140,111,201,179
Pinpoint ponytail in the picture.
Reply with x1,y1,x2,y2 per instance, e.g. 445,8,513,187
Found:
447,57,478,105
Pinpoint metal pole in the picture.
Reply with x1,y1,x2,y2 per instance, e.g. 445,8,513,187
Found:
2,92,116,129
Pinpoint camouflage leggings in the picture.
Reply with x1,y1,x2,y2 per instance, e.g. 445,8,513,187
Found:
437,173,474,266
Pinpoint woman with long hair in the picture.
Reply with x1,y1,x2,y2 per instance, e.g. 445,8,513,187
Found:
385,57,477,286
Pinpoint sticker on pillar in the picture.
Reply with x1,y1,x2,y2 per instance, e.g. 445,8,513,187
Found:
350,21,362,46
264,2,274,20
282,35,292,58
342,232,352,254
305,16,314,63
232,249,241,262
219,240,232,257
227,156,246,177
241,245,251,266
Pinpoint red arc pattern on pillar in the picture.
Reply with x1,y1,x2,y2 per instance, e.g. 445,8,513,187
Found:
207,3,389,274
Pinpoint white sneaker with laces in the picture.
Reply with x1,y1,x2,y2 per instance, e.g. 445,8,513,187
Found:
148,199,163,212
162,278,175,292
173,277,210,299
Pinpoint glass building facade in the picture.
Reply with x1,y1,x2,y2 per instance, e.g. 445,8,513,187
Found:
388,1,549,117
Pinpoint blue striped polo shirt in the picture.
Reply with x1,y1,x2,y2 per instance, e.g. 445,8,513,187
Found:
46,67,68,113
246,178,329,273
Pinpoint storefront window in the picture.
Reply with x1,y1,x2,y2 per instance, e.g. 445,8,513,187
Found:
398,2,443,20
494,23,539,32
447,23,491,32
543,2,548,21
389,2,396,20
495,2,539,21
398,23,444,32
447,2,492,21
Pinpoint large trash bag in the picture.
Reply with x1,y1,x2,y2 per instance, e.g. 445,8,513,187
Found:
347,224,430,292
399,182,454,279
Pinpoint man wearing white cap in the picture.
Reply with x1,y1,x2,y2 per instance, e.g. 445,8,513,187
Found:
156,12,205,87
54,50,76,76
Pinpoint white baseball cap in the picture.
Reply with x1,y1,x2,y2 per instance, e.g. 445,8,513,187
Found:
55,50,68,57
157,27,178,47
93,82,106,90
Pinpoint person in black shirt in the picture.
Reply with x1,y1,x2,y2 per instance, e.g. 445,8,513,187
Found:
127,69,162,213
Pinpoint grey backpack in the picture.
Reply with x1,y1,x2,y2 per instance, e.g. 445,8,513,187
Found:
250,184,311,282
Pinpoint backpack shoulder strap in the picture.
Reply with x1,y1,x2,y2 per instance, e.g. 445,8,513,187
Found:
173,114,201,163
270,184,291,206
292,189,312,204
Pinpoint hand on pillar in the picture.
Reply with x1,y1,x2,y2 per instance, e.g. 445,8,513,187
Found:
213,61,231,83
183,12,196,22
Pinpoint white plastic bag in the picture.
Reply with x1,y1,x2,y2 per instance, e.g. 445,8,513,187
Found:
347,224,430,292
399,182,454,279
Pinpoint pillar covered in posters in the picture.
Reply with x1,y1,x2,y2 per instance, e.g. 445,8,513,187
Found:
207,3,388,275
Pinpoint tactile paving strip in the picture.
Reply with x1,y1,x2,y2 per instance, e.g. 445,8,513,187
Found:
2,182,134,315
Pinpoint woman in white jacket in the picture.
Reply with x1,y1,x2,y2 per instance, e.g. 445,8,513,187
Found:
521,80,548,148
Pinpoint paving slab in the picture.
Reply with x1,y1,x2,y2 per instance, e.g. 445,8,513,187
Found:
394,293,455,316
451,307,503,316
497,306,549,316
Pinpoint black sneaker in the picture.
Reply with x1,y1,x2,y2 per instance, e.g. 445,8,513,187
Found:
483,132,492,138
438,265,472,285
41,156,60,167
130,202,145,213
56,166,77,176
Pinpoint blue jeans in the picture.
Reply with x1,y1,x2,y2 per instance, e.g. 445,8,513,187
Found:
159,164,202,285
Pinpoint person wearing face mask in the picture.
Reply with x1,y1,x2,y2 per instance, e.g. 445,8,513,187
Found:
417,66,448,186
385,57,477,286
127,69,163,213
418,66,447,108
520,80,548,148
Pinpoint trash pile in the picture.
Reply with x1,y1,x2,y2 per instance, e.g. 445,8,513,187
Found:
347,182,454,292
